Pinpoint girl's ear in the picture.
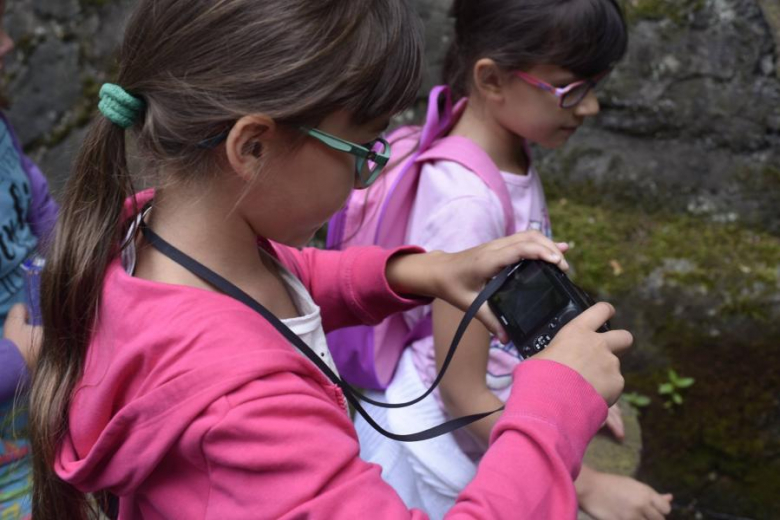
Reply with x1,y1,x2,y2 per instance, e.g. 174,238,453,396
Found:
225,114,277,183
472,58,508,103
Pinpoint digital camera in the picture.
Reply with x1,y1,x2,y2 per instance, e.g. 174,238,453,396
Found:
488,260,609,359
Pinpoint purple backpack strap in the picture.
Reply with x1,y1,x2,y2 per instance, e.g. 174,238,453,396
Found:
417,136,516,236
372,86,458,247
326,86,516,390
325,87,461,389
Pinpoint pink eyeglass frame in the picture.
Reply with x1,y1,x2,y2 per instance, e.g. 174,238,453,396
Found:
514,70,609,108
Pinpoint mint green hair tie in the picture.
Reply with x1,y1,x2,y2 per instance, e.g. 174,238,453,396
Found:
98,83,146,129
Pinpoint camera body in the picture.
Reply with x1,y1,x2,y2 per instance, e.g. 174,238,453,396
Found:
488,260,609,359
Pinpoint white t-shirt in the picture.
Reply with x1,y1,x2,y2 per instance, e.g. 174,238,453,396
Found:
121,217,341,380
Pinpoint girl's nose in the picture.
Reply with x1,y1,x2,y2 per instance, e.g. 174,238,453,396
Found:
574,90,600,117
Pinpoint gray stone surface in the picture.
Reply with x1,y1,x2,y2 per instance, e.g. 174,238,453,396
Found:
537,0,780,235
8,37,81,144
3,0,134,195
758,0,780,77
5,0,778,228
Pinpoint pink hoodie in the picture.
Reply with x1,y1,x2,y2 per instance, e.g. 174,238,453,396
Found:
55,191,608,519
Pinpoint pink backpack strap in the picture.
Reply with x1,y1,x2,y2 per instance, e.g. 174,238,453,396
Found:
372,86,461,248
416,136,516,236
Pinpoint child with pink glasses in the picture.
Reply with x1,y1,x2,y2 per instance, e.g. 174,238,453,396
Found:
355,1,673,519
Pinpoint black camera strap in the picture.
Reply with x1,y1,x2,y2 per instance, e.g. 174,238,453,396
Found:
140,221,508,442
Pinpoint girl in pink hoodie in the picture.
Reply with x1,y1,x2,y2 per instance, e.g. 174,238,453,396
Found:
30,1,631,519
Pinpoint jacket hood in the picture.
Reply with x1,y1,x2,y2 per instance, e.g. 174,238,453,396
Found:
54,194,332,494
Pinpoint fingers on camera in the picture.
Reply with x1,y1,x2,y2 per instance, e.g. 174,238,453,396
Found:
603,329,633,355
575,301,615,331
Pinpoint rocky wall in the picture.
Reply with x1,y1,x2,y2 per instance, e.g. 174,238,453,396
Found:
4,0,135,195
7,1,779,234
5,1,779,516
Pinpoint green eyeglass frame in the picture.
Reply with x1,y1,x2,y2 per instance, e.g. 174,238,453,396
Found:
302,127,391,188
197,125,391,188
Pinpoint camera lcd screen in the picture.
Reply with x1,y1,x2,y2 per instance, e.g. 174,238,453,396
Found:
491,263,569,334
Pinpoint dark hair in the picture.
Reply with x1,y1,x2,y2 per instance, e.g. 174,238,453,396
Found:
443,0,628,99
29,1,423,518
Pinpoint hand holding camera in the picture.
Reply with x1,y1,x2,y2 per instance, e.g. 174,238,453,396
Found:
388,230,630,406
486,257,632,405
387,230,570,342
537,302,631,405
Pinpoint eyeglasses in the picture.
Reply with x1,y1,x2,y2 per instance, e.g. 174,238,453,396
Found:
198,126,391,189
302,127,391,189
514,71,608,109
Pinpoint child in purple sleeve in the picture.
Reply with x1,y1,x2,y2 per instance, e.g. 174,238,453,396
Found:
0,1,58,517
0,330,31,403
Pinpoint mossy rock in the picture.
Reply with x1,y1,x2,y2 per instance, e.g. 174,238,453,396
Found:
548,194,779,517
620,0,706,26
547,197,780,322
80,0,112,8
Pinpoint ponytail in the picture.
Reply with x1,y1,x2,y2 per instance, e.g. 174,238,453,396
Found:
28,0,425,515
30,116,135,520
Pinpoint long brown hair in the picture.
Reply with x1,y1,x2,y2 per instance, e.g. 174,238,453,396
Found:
29,1,423,518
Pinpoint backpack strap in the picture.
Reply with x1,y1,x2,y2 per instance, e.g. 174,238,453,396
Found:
416,136,516,236
372,86,463,248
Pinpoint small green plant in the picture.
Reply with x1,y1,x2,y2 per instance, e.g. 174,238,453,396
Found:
658,369,695,409
623,391,652,409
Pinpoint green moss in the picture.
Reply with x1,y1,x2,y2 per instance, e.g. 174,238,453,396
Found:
546,155,779,516
78,76,102,125
27,76,101,151
629,333,780,518
620,0,706,25
548,198,780,317
82,76,101,100
79,0,111,8
620,0,706,26
14,34,36,56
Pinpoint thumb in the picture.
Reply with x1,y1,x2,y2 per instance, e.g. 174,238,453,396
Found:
6,303,29,325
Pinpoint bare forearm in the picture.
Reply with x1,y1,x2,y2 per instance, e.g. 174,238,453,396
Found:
442,386,504,448
385,250,445,298
433,298,502,448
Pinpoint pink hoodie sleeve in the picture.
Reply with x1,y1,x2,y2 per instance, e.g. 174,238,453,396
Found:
200,358,606,519
272,244,430,332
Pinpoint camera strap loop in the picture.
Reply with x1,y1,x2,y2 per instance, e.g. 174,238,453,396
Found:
140,220,508,442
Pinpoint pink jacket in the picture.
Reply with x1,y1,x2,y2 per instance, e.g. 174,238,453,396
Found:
55,192,608,519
